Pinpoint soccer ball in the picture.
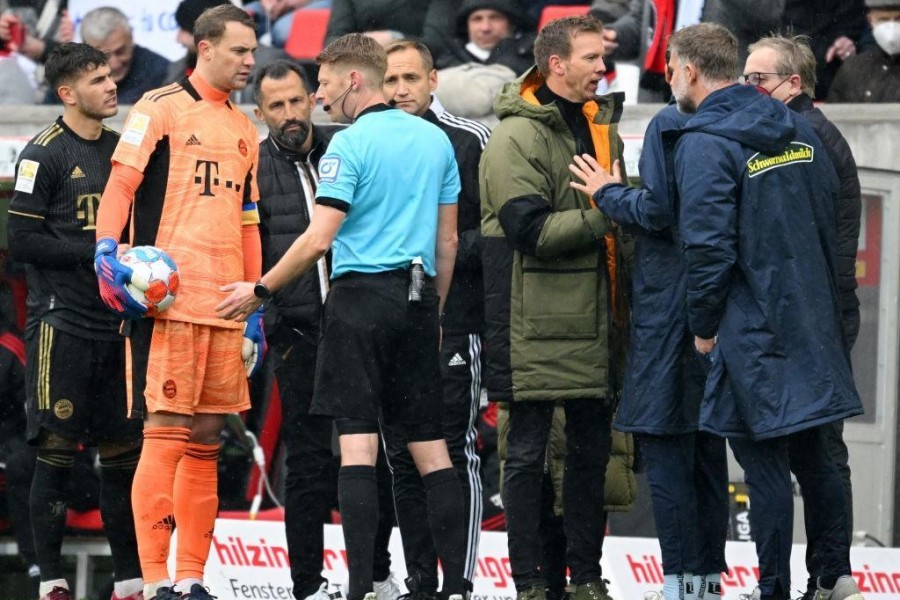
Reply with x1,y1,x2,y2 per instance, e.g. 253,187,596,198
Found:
120,246,179,315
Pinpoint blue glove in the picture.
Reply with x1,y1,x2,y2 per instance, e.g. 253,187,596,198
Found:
242,307,267,378
94,238,147,319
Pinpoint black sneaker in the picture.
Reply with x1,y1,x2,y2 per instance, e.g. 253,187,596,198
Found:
399,573,436,600
183,584,217,600
150,587,183,600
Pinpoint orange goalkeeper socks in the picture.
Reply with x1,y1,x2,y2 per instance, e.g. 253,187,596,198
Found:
173,442,220,581
132,426,190,583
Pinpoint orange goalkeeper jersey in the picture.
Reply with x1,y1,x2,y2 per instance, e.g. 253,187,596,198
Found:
111,73,260,328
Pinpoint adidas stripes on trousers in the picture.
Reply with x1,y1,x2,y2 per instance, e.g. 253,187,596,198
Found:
382,333,484,590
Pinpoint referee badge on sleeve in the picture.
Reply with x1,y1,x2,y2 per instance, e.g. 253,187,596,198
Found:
318,156,341,183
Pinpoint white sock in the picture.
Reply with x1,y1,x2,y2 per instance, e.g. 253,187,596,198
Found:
39,579,68,598
144,579,174,600
663,573,694,600
176,578,204,594
114,577,144,598
685,572,697,600
696,573,722,598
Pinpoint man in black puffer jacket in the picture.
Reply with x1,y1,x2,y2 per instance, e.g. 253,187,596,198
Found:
744,35,861,600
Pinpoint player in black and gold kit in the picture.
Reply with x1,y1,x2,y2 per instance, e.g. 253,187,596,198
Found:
7,43,144,600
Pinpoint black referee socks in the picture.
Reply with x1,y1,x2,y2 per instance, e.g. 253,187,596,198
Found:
423,468,467,597
339,465,379,600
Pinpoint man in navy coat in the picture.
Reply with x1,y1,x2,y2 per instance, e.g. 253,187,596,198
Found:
570,101,730,600
670,23,862,600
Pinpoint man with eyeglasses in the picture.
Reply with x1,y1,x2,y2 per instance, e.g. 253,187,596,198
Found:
829,0,900,102
743,34,863,600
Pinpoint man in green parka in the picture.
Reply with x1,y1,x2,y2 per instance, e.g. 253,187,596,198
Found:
480,14,628,600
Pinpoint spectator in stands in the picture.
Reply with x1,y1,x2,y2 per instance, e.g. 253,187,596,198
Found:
599,0,777,102
0,51,39,103
0,1,73,66
780,0,869,100
829,0,900,102
0,2,74,102
244,0,332,48
425,0,535,74
587,0,630,23
524,0,597,24
45,6,168,105
325,0,432,46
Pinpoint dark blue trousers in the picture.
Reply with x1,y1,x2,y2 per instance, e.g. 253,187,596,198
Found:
639,432,729,575
730,426,850,600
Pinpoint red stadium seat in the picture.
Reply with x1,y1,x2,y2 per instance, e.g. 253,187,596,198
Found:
284,9,331,60
537,5,591,31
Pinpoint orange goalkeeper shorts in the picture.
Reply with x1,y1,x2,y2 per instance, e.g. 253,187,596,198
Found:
126,318,250,417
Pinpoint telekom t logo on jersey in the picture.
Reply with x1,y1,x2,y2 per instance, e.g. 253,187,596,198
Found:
194,159,243,197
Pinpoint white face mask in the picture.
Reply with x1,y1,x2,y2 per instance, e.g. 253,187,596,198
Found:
873,20,900,56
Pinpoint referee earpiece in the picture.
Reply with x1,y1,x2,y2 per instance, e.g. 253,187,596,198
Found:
323,83,354,112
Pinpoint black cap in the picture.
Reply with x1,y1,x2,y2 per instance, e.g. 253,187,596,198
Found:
457,0,534,34
175,0,232,32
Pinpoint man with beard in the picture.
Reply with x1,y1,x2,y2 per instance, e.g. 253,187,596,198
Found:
666,22,863,600
568,77,729,600
7,42,144,600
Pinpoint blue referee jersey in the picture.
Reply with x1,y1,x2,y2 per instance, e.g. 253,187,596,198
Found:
316,105,460,278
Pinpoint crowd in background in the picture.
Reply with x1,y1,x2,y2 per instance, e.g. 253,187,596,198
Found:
0,0,898,110
0,1,897,599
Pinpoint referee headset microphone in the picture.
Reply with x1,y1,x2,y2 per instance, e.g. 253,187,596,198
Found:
323,82,354,112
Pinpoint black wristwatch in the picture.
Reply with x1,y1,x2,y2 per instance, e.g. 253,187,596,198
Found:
253,280,272,300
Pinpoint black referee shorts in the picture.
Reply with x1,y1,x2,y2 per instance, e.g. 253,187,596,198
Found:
311,270,444,442
25,321,142,445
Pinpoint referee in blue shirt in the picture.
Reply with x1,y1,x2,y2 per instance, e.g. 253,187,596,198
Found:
217,33,466,600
